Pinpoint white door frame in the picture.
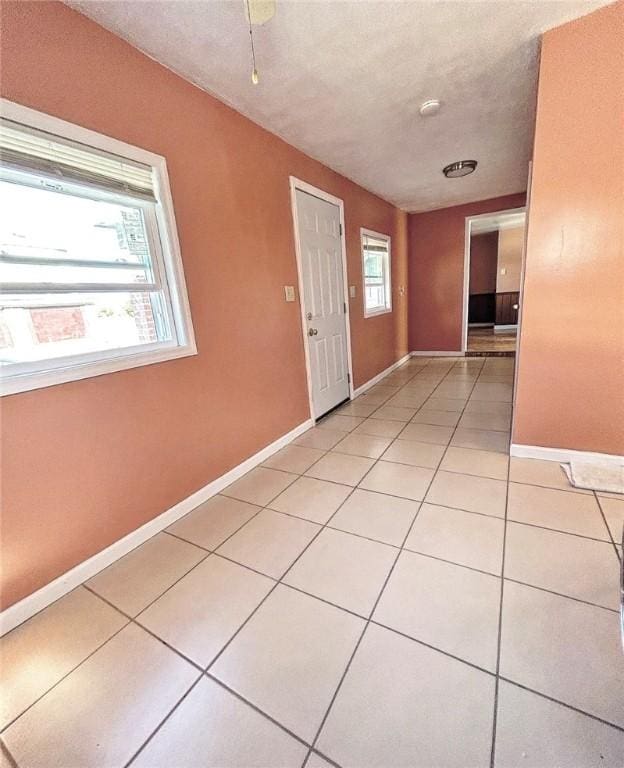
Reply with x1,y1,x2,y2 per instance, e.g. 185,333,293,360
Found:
289,176,355,420
511,162,533,445
461,207,526,353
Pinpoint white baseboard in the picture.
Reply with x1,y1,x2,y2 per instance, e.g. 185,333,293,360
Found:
510,443,624,466
0,417,313,637
410,351,464,357
352,353,411,397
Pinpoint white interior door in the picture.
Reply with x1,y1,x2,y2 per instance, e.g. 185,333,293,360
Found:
295,188,350,419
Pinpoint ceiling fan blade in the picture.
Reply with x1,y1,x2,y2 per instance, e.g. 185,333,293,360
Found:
244,0,276,26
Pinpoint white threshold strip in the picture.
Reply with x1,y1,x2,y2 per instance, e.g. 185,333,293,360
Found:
510,443,624,466
410,350,464,357
2,352,414,637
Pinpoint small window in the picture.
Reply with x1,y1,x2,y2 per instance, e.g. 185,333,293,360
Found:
0,101,196,395
361,228,392,317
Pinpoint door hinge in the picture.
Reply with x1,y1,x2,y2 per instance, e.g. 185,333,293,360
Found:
339,223,343,236
347,373,351,383
343,301,347,313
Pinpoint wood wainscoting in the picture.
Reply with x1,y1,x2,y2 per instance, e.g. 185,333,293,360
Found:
468,292,496,324
495,291,520,326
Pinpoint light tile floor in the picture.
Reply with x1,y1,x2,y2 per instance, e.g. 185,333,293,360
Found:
2,355,623,767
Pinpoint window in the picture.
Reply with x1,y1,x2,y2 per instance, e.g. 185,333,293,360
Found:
0,101,195,395
361,228,392,317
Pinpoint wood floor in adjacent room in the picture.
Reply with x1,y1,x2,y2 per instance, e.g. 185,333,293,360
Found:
467,327,517,356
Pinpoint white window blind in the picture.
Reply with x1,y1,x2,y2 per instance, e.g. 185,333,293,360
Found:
0,118,155,201
0,101,196,396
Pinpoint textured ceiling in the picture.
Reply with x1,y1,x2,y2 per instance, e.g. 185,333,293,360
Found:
67,0,609,212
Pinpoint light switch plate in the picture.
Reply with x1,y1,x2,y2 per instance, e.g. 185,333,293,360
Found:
349,285,356,298
284,285,296,302
500,268,507,275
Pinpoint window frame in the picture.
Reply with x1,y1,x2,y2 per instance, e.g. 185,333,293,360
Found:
0,99,197,396
360,227,392,318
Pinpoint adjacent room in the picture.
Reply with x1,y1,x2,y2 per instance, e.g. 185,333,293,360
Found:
1,1,623,767
467,210,526,355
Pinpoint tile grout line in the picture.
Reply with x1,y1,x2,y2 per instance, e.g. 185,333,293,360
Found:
0,739,19,768
193,374,457,752
0,614,132,737
500,576,619,613
0,360,522,760
368,618,496,677
488,378,514,768
342,358,479,496
0,363,433,748
116,363,446,768
501,517,616,546
593,491,622,562
301,356,487,766
124,374,448,768
82,584,204,673
302,358,493,761
203,470,366,669
497,676,624,734
300,474,426,766
122,674,205,768
0,471,312,748
7,355,617,766
288,440,617,546
259,468,614,548
170,509,620,616
205,673,316,750
121,464,370,768
399,358,513,767
134,351,624,759
86,567,364,764
136,352,624,763
171,502,624,628
297,359,456,767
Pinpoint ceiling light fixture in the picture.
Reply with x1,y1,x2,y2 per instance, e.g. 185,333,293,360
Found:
419,99,441,117
443,160,477,178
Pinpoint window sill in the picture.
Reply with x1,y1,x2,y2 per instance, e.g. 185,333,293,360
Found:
364,307,393,319
1,342,197,396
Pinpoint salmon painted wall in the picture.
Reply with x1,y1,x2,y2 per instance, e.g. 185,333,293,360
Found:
408,194,526,351
0,1,408,608
513,1,624,455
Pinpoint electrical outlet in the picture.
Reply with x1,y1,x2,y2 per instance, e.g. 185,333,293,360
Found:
284,285,296,302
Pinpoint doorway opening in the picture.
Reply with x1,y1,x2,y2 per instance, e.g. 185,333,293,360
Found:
289,177,354,421
462,208,526,356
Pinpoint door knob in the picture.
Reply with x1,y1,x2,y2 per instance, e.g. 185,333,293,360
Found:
308,328,318,336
